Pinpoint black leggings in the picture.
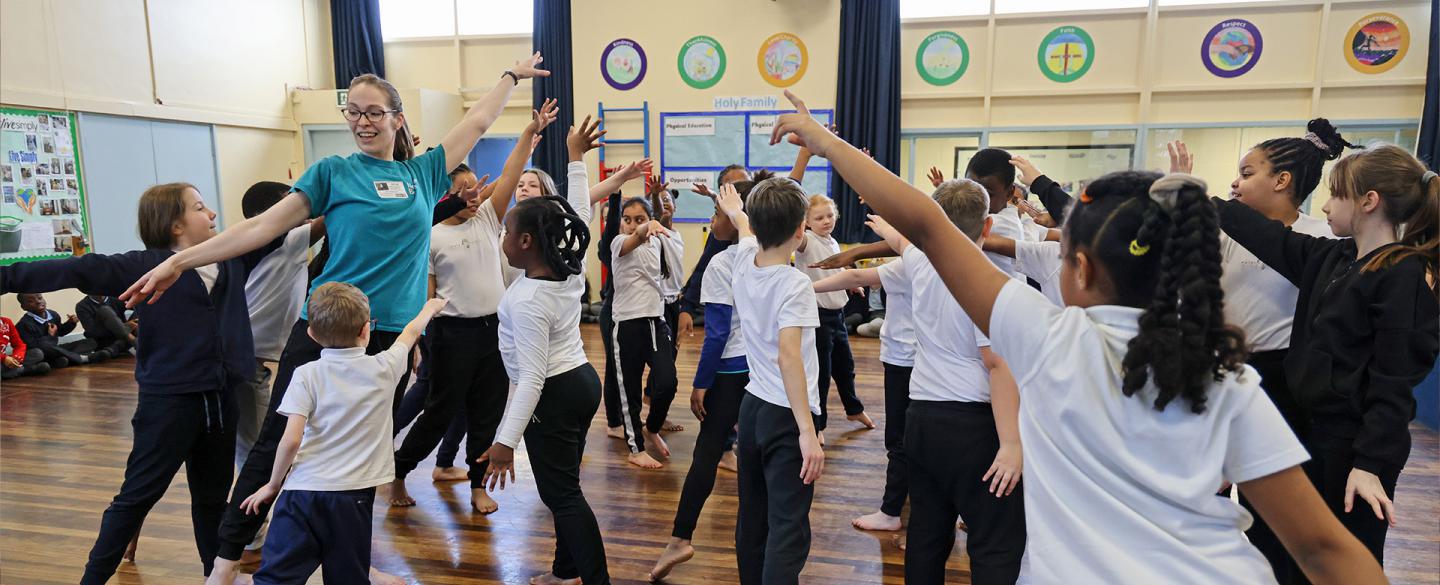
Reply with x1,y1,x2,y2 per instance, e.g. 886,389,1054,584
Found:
815,308,862,431
880,363,913,517
393,316,508,488
1239,348,1304,583
215,319,413,561
672,371,748,540
599,297,623,429
527,364,609,584
83,390,237,584
1290,428,1400,585
613,317,678,454
395,337,466,468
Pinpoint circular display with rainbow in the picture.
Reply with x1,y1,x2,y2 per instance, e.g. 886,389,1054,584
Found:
758,33,808,88
1202,19,1263,78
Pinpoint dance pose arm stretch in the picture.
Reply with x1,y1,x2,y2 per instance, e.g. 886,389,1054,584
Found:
487,100,559,221
441,52,550,172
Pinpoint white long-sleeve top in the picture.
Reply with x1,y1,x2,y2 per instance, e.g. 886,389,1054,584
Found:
494,161,592,448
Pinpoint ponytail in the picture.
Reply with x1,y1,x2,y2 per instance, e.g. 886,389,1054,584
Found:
1330,144,1440,297
511,194,591,277
1062,171,1247,413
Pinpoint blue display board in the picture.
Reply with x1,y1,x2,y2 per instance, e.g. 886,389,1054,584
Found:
661,109,833,222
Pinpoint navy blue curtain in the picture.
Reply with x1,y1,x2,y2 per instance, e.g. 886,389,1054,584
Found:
330,0,385,87
532,0,575,192
831,0,902,243
1417,0,1439,169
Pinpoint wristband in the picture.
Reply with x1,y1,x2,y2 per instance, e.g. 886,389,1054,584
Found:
502,70,520,86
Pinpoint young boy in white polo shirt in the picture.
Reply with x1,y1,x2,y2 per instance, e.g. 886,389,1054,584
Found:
715,179,825,584
239,282,444,584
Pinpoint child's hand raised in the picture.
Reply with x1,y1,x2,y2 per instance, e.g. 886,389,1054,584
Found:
865,214,898,241
567,115,606,161
240,483,279,515
1167,140,1194,174
770,91,840,158
927,166,945,188
691,182,717,200
510,51,550,80
529,98,559,133
618,159,654,182
456,174,493,202
478,443,517,491
715,183,744,219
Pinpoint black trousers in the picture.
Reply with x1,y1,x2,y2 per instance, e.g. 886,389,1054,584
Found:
673,371,749,540
613,317,678,454
216,319,413,561
599,297,623,429
1239,348,1305,584
815,308,862,431
1,347,45,379
663,300,682,352
880,363,913,517
735,393,815,585
394,315,508,488
395,337,466,468
88,304,134,355
527,364,609,584
35,337,98,366
82,390,237,584
905,401,1025,585
253,487,375,585
1288,427,1401,585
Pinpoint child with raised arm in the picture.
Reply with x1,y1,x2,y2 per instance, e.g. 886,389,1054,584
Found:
476,117,611,585
240,286,444,584
714,179,825,584
770,89,1388,585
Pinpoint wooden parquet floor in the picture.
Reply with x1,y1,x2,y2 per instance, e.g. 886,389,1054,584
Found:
1,324,1436,584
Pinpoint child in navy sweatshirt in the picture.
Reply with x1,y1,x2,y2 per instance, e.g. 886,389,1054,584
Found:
15,293,111,368
1,182,280,584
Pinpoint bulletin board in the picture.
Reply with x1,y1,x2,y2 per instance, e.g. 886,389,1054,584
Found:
660,109,833,222
0,107,90,265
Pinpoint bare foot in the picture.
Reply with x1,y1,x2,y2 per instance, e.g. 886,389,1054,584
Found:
387,478,415,507
238,548,262,568
530,573,581,585
431,466,468,482
848,411,877,429
649,537,696,581
123,532,139,562
607,425,626,439
852,511,902,531
370,567,406,585
892,534,907,550
628,451,665,469
661,419,684,432
957,519,968,533
205,559,240,585
645,429,672,458
717,450,738,473
471,488,499,514
232,574,254,585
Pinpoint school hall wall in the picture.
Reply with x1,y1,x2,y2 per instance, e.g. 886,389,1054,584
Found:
0,0,333,323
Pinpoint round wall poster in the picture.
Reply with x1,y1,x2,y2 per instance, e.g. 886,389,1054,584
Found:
601,38,647,90
1202,19,1262,78
1037,26,1094,83
758,32,808,87
916,31,969,86
678,35,726,89
1345,13,1409,74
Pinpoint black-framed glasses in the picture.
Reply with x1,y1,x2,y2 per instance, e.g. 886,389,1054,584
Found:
340,107,400,123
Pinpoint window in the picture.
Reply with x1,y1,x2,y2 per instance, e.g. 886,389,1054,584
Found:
990,130,1138,197
380,0,531,41
900,0,989,20
1159,0,1289,6
994,0,1148,14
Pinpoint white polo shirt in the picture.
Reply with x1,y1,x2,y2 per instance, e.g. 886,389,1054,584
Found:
1220,212,1336,352
792,231,848,310
876,258,916,367
902,245,991,403
731,237,820,414
610,233,665,322
659,232,686,303
245,225,312,361
277,344,409,491
700,247,746,360
989,279,1309,585
987,208,1026,281
1014,240,1065,307
429,204,506,318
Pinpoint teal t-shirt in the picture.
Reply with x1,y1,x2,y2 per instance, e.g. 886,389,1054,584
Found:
294,146,450,332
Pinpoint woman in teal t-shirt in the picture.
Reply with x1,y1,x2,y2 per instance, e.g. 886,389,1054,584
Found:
121,53,550,584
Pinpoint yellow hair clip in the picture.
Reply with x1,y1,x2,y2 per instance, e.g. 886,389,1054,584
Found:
1129,239,1151,256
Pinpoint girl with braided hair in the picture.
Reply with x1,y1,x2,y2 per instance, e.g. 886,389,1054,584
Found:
1216,143,1439,582
770,89,1385,584
478,116,612,585
1170,120,1349,583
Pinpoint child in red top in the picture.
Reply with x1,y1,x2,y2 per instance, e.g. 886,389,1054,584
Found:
1,316,51,379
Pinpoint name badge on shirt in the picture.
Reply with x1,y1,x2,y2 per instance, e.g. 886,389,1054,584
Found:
374,181,410,199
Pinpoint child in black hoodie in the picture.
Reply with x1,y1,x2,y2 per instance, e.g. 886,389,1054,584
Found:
1,182,280,584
